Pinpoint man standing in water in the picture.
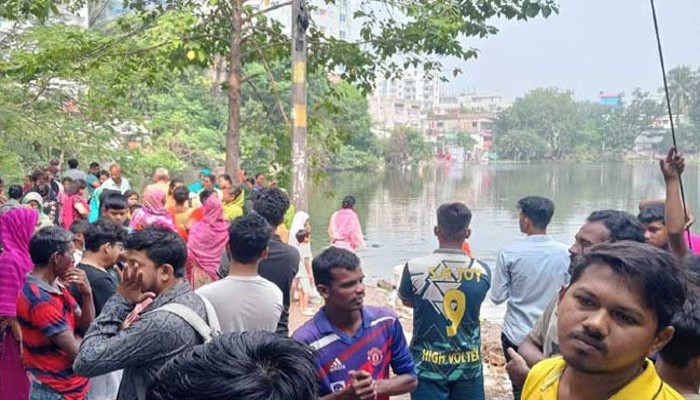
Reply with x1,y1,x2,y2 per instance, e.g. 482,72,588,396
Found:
399,202,492,400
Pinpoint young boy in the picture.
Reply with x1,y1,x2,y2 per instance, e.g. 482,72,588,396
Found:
294,229,314,316
69,220,91,265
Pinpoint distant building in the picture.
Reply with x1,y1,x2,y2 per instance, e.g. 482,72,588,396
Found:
598,92,623,107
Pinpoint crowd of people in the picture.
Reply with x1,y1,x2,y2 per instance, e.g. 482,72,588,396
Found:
0,148,697,400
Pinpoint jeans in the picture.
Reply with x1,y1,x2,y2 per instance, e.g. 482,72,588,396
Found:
30,381,88,400
502,332,523,400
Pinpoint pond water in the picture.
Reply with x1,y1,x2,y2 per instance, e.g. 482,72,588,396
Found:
308,161,700,321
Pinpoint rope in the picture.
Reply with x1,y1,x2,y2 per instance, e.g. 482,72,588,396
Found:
649,0,693,250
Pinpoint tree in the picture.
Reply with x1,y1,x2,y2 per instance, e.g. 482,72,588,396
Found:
383,127,430,167
1,0,559,207
665,65,697,116
497,129,548,160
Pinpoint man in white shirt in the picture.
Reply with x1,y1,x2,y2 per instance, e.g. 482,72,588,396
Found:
197,213,283,333
490,196,569,400
101,164,131,194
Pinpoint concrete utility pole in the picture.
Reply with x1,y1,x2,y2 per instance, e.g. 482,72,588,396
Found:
291,0,309,211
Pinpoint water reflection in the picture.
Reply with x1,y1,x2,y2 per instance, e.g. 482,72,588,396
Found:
309,162,698,277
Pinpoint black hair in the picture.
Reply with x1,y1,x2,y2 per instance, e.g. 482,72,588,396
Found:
124,227,187,278
255,173,265,179
99,170,110,178
228,186,242,198
147,331,318,400
246,177,255,185
569,241,686,331
296,229,310,243
100,191,128,211
203,174,215,184
84,219,126,252
687,256,700,288
199,189,215,205
89,162,100,169
35,184,50,199
587,210,645,243
31,169,47,183
517,196,555,229
219,174,233,185
8,185,23,200
69,220,91,236
228,213,273,264
29,227,75,266
312,246,361,287
124,190,139,200
437,202,472,241
253,187,289,227
62,177,73,186
169,177,184,193
659,294,700,368
68,158,79,169
341,195,356,209
66,179,86,196
173,186,190,203
638,204,665,225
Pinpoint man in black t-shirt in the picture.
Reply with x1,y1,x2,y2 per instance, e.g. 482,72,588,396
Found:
253,188,300,336
70,219,126,319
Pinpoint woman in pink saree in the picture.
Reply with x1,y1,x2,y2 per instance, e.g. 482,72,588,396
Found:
186,195,229,289
328,195,366,252
0,208,38,400
129,187,178,232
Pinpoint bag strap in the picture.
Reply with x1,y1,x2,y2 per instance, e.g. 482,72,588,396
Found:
152,296,220,343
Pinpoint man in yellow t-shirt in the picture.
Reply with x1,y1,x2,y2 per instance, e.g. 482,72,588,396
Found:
522,241,686,400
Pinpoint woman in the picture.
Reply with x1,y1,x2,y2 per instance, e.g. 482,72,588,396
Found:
328,195,366,252
165,178,185,209
129,188,178,232
186,196,228,289
61,179,90,230
21,191,54,230
0,208,39,400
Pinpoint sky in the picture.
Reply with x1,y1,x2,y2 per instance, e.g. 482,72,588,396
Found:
439,0,700,101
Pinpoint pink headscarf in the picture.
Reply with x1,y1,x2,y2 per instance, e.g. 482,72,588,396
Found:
130,188,177,232
330,208,365,251
187,196,229,280
0,208,38,317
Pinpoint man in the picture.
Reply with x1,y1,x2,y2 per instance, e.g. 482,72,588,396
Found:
506,210,645,386
254,173,266,191
99,191,129,226
65,158,87,182
399,202,491,400
490,196,569,399
101,164,131,194
86,162,101,198
294,247,417,400
522,241,686,399
197,214,283,333
638,203,670,251
222,186,244,222
255,187,300,335
1,185,23,214
74,227,210,400
662,147,693,257
149,168,170,195
69,220,126,400
17,227,94,399
656,294,700,399
147,332,318,400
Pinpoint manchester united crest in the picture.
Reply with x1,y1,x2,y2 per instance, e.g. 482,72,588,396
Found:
367,347,384,366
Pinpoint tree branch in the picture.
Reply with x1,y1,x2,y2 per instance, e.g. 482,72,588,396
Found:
244,79,276,121
243,1,292,23
21,78,54,108
257,47,290,126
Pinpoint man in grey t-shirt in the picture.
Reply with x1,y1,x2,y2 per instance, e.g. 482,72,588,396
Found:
197,213,283,333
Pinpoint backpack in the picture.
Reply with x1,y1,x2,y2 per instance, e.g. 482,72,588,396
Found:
151,294,221,343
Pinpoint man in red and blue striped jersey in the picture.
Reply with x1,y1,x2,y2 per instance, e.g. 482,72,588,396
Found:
293,247,417,400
